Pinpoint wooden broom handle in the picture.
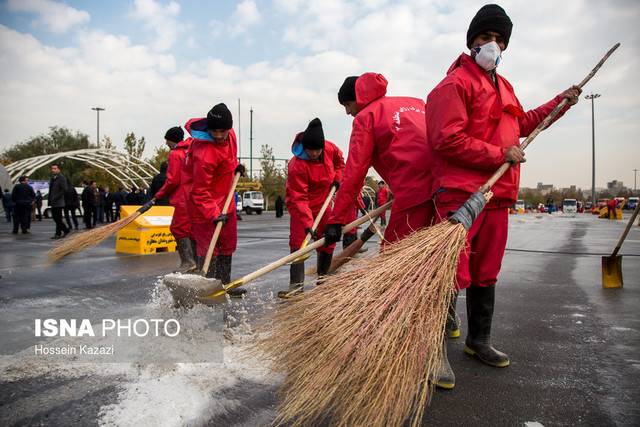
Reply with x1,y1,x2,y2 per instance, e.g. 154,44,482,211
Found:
302,185,337,246
611,202,640,258
202,172,242,273
225,201,393,290
479,43,620,194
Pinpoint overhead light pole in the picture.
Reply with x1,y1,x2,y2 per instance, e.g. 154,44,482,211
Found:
91,107,105,148
585,93,600,206
634,168,638,194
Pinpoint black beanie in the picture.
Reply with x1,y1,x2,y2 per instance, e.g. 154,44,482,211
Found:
466,4,512,49
301,118,325,150
206,103,233,130
164,126,184,143
338,76,358,104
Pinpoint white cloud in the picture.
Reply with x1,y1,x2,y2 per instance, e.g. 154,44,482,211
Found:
130,0,181,51
230,0,262,36
6,0,89,34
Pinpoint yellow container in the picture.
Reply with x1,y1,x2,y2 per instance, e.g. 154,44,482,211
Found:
115,205,177,255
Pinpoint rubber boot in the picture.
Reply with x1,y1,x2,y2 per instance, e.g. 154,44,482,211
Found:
316,251,333,284
214,255,246,298
435,341,455,389
175,238,197,273
445,292,461,339
278,259,305,299
342,232,357,250
464,285,510,367
195,256,204,272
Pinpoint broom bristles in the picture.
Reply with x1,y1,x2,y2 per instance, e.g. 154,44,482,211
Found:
47,212,142,262
257,220,468,427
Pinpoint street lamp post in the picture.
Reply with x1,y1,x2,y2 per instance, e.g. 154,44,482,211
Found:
634,168,638,194
585,93,600,206
91,107,105,148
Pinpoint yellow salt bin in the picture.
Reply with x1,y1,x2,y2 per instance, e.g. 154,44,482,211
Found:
115,205,177,255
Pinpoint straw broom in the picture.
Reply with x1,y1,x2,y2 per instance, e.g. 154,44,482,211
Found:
257,43,619,427
48,199,156,262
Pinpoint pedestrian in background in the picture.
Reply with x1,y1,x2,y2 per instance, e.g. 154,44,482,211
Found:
103,186,114,222
275,195,284,218
81,181,96,229
97,186,105,223
64,184,80,230
2,188,14,223
376,181,389,226
48,163,70,239
113,187,126,220
34,190,43,221
11,176,35,234
149,162,169,206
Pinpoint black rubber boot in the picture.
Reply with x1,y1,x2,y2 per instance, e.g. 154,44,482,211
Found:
175,238,197,273
445,292,461,339
316,251,333,284
195,256,204,272
435,341,455,389
214,255,246,298
342,232,357,250
278,260,305,299
464,285,510,367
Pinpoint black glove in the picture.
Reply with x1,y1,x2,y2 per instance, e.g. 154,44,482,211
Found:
140,198,155,212
324,223,343,246
213,213,229,224
235,164,246,177
331,181,340,191
304,227,318,240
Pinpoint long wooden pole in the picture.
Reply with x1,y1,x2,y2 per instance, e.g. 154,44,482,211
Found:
202,172,241,274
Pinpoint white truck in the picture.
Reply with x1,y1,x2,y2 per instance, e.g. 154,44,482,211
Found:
562,199,577,217
242,191,264,215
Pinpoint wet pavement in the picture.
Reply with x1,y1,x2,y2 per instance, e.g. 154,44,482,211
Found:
0,211,638,426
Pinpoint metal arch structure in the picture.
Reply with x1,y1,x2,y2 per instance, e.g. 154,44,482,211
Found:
4,149,159,189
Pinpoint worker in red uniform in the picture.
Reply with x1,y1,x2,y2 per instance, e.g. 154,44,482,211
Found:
607,198,617,219
426,4,582,387
324,72,433,248
153,126,195,272
279,118,345,298
182,103,246,297
376,180,389,226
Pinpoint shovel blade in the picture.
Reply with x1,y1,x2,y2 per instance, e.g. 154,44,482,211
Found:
163,273,226,307
601,255,623,289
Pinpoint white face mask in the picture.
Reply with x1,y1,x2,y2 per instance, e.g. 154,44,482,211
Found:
472,41,502,71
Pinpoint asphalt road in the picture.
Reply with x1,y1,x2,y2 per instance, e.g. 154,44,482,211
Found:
0,211,638,426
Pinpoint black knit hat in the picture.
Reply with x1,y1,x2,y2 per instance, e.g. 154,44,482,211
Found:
301,118,325,150
466,4,513,49
164,126,184,143
206,103,233,130
338,76,358,104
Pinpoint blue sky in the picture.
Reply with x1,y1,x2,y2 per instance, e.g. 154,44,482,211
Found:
0,0,639,189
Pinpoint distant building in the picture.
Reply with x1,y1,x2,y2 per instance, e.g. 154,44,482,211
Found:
607,180,625,191
536,182,554,196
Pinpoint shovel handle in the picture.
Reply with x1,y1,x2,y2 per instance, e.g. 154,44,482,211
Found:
218,201,393,295
202,172,242,274
480,43,620,194
611,202,640,258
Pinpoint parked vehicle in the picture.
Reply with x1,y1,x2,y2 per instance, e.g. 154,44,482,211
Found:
514,199,525,213
562,199,577,216
627,197,639,210
41,187,84,218
242,191,264,215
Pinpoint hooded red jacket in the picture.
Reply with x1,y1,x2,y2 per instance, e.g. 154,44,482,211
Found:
286,135,345,230
182,118,238,223
330,73,431,225
426,54,570,204
154,139,190,205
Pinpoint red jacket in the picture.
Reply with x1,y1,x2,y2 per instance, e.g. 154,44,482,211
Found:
182,118,238,223
426,54,569,204
330,72,431,224
376,186,389,206
154,139,190,205
286,135,345,229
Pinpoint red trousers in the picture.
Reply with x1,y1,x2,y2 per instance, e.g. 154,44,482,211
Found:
383,200,434,245
191,211,237,257
344,207,357,237
290,208,335,254
434,192,508,289
169,203,191,240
